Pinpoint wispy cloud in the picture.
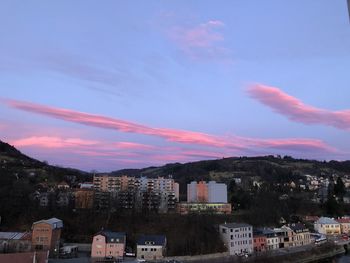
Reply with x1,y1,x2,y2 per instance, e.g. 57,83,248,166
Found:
2,98,335,154
248,84,350,130
167,20,231,62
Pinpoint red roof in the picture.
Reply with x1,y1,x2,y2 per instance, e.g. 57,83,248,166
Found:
337,218,350,224
0,251,48,263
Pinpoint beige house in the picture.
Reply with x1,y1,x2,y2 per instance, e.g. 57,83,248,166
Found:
314,217,341,235
289,224,311,246
137,235,166,260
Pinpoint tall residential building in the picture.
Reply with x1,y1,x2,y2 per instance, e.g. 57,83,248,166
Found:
93,175,179,212
187,181,227,203
219,223,253,255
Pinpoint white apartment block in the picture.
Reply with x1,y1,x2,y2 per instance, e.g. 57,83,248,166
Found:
219,223,253,255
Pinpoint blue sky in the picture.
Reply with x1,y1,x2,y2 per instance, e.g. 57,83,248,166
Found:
0,0,350,171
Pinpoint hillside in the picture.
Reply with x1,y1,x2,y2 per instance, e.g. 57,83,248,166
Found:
0,140,89,184
112,156,350,197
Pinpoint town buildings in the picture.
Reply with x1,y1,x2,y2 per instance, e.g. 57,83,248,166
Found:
31,218,63,255
219,223,253,255
136,235,167,261
91,231,126,261
314,217,341,235
258,229,279,250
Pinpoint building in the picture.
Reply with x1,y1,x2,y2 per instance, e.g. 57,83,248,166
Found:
336,218,350,234
177,202,231,215
253,231,266,253
259,229,279,250
75,189,94,209
219,223,253,255
0,232,32,253
136,235,167,261
187,181,227,203
273,226,294,248
91,231,126,260
93,175,179,212
31,218,63,255
289,223,312,247
314,217,341,235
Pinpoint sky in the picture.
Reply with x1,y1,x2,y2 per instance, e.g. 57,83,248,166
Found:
0,0,350,172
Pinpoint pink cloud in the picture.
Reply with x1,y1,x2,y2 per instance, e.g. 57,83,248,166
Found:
1,98,336,156
248,84,350,130
11,136,98,148
167,20,231,61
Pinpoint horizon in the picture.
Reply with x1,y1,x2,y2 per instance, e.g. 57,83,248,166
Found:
1,1,350,171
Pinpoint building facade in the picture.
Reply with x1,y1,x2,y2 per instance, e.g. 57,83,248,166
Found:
91,231,126,260
187,181,227,203
136,235,166,261
31,218,63,255
314,217,341,235
219,223,253,255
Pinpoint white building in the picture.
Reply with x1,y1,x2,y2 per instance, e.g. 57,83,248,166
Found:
219,223,253,255
314,217,341,235
187,181,227,203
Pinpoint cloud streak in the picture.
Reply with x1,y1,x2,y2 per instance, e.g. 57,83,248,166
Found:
248,84,350,130
2,98,335,154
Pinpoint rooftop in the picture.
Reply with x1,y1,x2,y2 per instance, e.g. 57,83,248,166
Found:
0,232,31,240
220,223,252,229
33,218,63,229
95,231,126,243
137,235,166,246
315,217,339,225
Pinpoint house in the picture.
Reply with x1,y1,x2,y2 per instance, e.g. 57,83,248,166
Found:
136,235,166,260
314,217,341,235
337,218,350,234
0,251,49,263
253,230,266,253
259,228,279,250
0,232,32,253
91,231,126,260
273,226,294,248
219,223,253,255
31,218,63,256
289,223,312,246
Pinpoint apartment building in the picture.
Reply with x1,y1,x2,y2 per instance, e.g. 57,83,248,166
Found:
219,223,253,255
0,232,32,253
93,175,179,212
